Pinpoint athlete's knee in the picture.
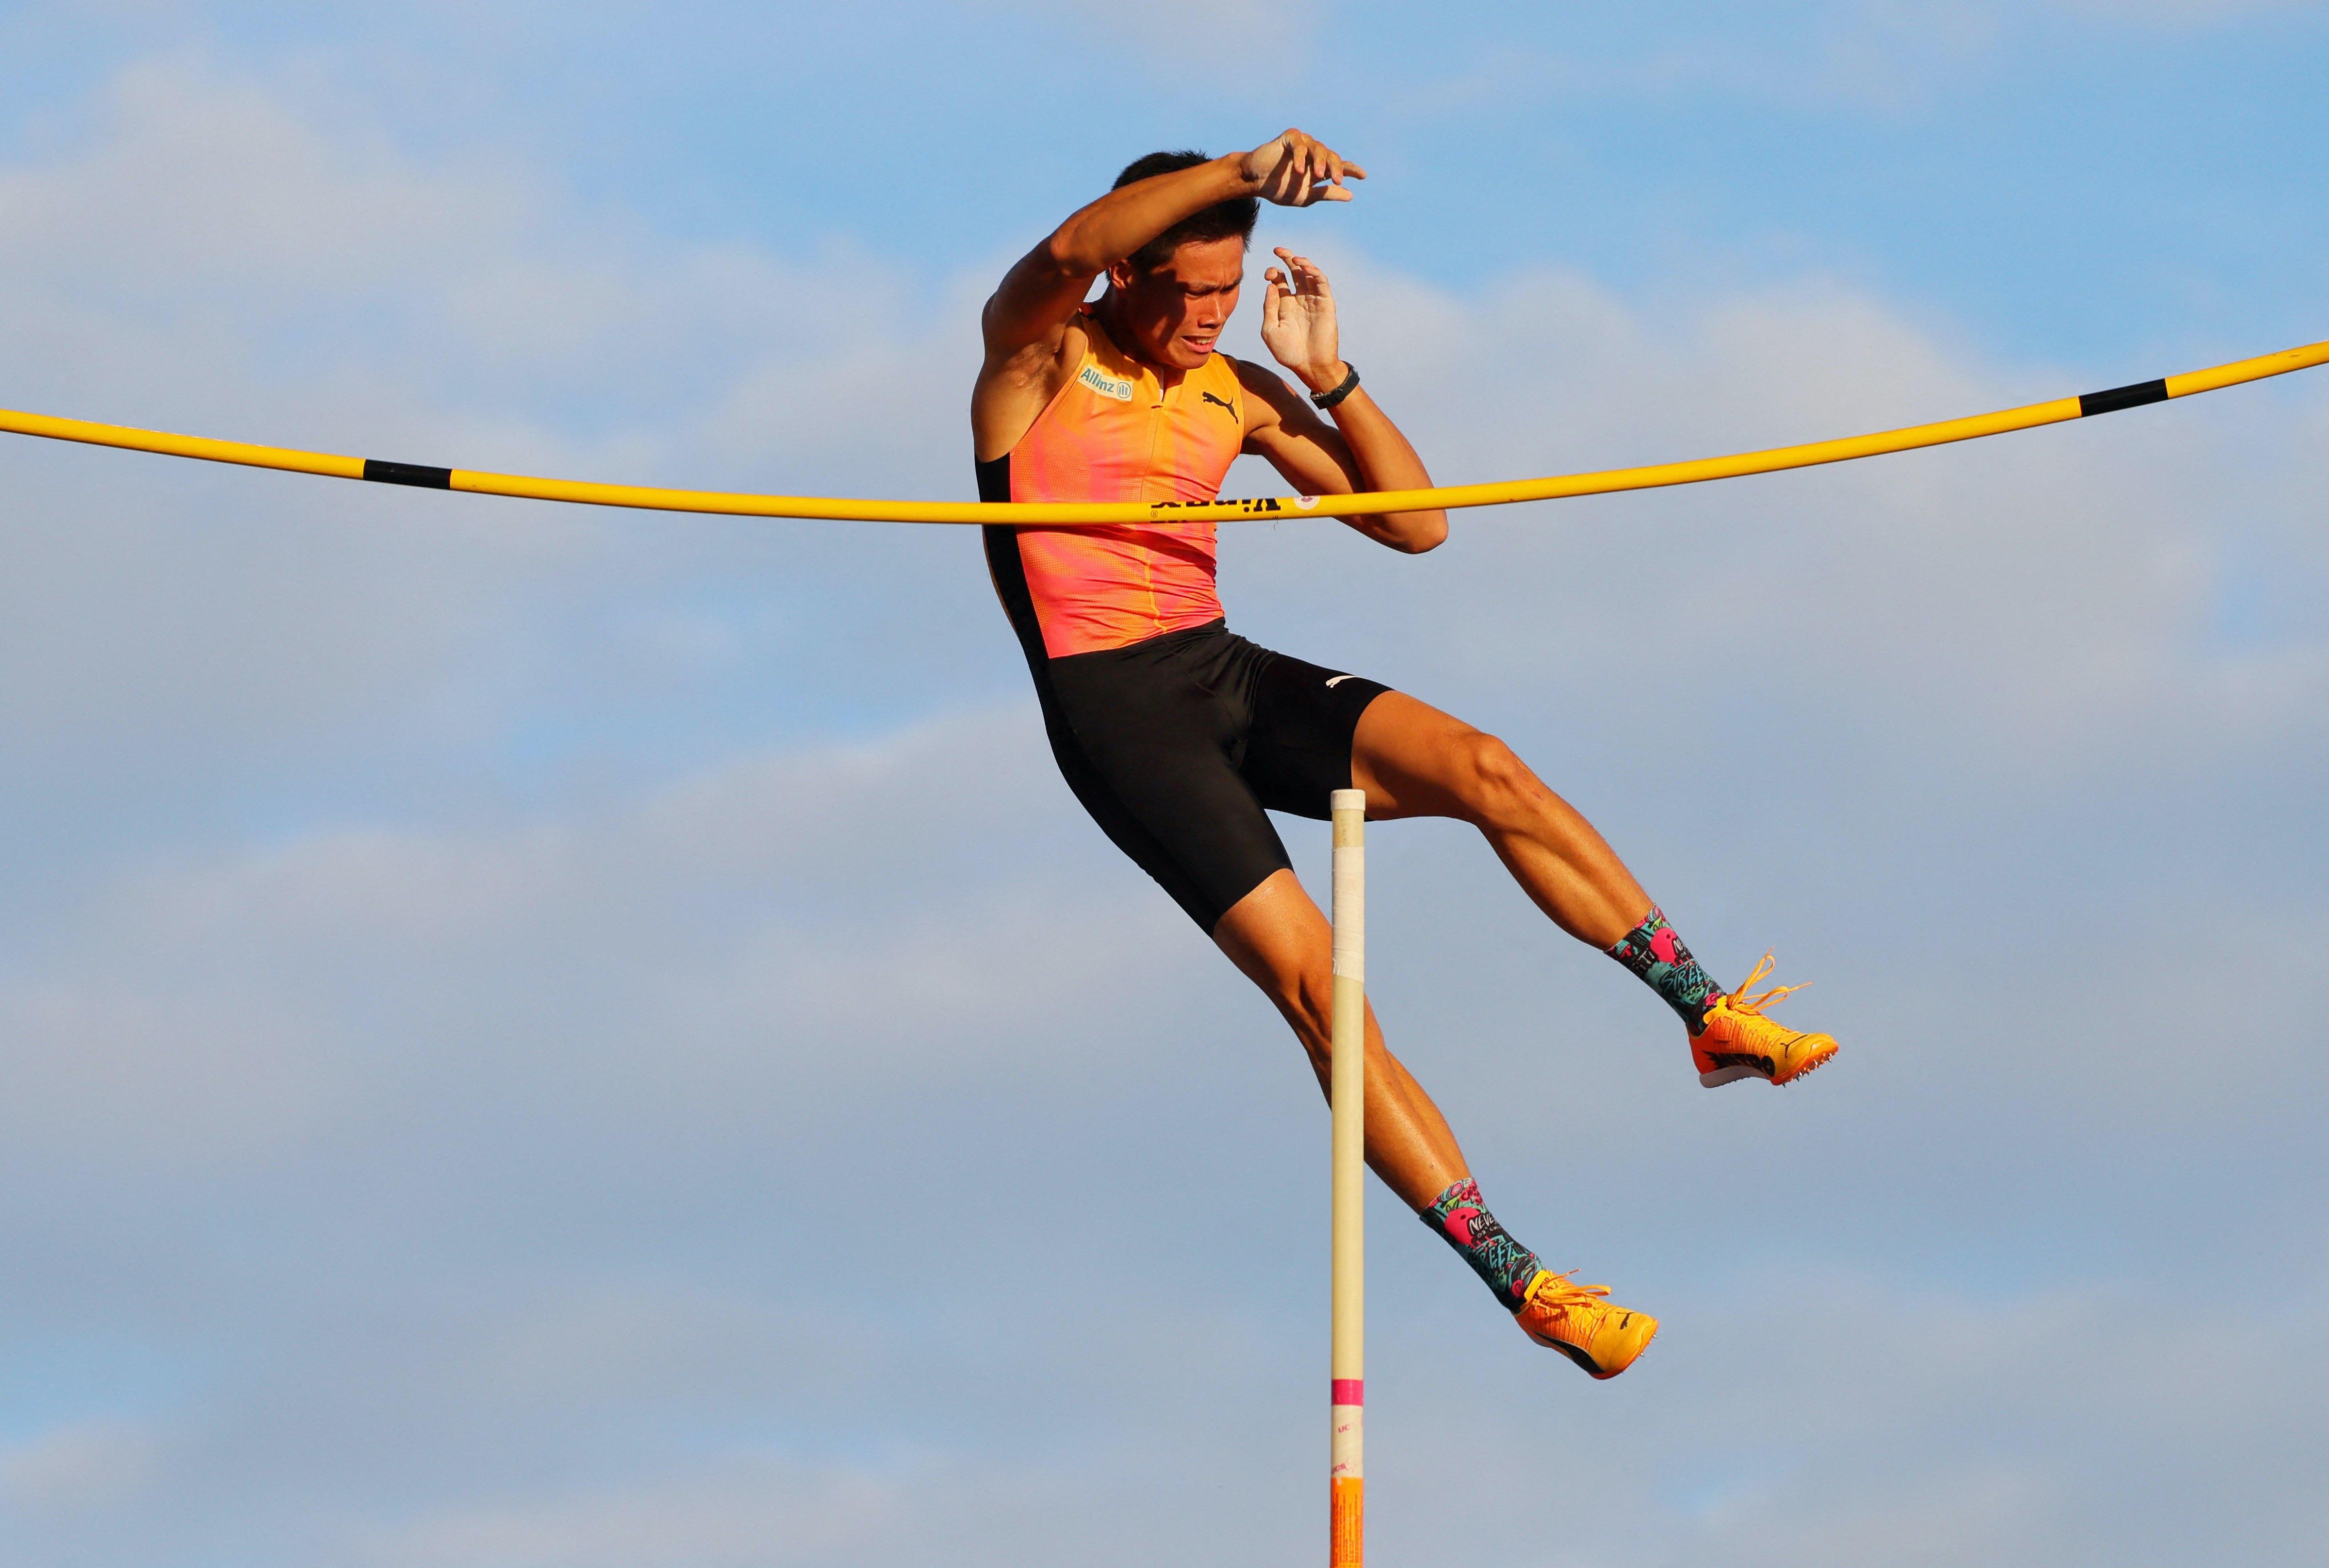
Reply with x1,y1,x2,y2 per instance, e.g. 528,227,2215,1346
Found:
1452,731,1542,824
1281,961,1336,1050
1221,921,1331,1042
1256,956,1336,1063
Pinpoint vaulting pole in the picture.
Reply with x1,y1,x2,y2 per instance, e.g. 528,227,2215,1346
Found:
1329,788,1367,1568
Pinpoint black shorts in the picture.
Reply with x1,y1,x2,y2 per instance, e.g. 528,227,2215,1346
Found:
985,530,1391,931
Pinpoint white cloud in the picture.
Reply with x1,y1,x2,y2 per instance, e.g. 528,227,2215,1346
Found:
0,53,992,831
1216,247,2329,791
0,1420,158,1513
0,702,1205,1182
2056,0,2328,22
66,1273,2305,1568
0,981,335,1168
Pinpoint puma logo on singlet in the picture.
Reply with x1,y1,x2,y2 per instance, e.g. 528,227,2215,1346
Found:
1079,364,1136,401
1201,391,1237,418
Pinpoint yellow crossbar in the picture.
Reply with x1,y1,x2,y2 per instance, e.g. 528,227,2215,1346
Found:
3,338,2322,526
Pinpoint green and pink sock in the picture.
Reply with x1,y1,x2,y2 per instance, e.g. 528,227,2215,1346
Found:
1606,904,1723,1032
1420,1177,1545,1311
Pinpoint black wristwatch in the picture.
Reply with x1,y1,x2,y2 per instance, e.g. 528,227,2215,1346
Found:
1309,362,1360,410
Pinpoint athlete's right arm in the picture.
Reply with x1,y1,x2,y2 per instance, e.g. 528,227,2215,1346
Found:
973,131,1364,459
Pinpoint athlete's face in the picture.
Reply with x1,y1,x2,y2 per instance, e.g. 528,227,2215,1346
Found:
1107,236,1246,370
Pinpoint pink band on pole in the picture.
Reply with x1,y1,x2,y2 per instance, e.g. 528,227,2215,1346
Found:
1331,1379,1364,1406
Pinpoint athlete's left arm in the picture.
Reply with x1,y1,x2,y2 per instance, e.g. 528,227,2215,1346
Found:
1235,249,1447,553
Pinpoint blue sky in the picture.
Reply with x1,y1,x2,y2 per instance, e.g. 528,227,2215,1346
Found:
1,4,2325,1566
9,0,2324,360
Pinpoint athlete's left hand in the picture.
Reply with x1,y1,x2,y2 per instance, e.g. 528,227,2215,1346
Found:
1260,248,1346,394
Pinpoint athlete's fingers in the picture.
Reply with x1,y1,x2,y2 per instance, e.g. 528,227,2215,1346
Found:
1304,145,1333,197
1259,131,1364,191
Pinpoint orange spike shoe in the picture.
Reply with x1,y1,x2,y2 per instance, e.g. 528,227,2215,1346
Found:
1514,1269,1659,1379
1692,952,1838,1087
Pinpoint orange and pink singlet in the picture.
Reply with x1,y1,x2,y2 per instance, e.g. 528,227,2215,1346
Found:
980,316,1244,657
980,314,1390,932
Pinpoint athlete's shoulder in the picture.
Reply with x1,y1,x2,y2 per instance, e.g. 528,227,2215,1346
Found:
972,312,1097,460
1227,355,1300,396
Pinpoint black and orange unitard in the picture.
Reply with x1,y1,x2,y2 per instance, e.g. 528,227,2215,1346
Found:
982,319,1389,932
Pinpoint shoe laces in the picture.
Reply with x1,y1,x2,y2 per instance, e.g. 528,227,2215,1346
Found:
1723,950,1809,1018
1524,1269,1612,1318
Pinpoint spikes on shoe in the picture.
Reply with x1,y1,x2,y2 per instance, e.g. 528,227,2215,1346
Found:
1691,952,1838,1088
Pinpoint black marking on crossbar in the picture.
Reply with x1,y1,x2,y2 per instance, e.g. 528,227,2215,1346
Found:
1153,495,1286,514
2078,379,2169,418
362,458,453,488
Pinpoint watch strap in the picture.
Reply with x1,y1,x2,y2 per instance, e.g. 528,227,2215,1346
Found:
1310,363,1361,410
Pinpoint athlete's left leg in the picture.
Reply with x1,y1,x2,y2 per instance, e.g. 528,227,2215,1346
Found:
1350,690,1837,1086
1351,690,1648,946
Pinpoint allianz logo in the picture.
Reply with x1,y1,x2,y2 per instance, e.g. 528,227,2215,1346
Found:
1079,364,1136,401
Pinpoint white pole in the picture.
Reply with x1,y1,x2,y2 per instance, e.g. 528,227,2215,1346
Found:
1329,788,1366,1568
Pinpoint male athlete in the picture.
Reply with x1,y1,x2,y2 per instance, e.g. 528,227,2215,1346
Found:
973,130,1838,1380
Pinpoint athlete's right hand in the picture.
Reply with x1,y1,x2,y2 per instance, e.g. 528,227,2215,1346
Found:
1241,130,1366,207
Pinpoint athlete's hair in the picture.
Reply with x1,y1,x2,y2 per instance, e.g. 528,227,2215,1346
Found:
1115,150,1259,272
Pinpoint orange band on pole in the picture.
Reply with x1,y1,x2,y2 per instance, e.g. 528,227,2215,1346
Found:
1330,1475,1365,1568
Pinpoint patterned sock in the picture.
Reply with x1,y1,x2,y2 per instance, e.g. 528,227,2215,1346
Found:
1420,1177,1546,1312
1607,904,1723,1033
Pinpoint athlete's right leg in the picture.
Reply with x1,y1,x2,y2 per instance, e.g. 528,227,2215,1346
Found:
1211,867,1466,1209
1213,868,1658,1377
